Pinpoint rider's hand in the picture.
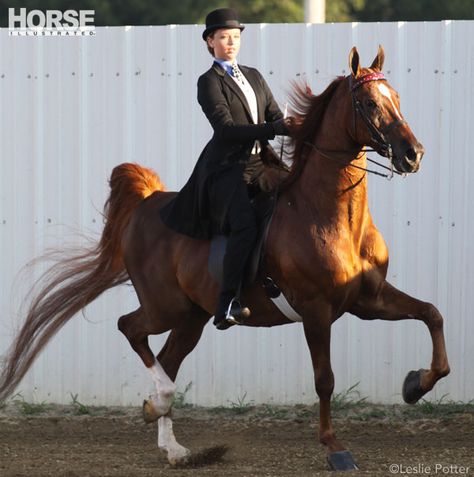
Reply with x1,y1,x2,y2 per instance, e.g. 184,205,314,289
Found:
271,117,292,136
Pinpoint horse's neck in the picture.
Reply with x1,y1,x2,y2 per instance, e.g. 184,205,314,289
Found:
294,121,370,233
298,155,369,224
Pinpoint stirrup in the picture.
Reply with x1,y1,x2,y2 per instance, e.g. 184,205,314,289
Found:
225,298,242,325
224,298,251,326
213,298,251,330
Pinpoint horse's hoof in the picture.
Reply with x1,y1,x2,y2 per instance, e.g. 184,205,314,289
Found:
327,450,359,471
402,369,428,404
142,399,160,423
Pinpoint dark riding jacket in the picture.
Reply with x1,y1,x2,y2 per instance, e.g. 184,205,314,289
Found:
160,61,284,239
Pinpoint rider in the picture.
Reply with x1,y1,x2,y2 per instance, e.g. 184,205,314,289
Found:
160,8,292,330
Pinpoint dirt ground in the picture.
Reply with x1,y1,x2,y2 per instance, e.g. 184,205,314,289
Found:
0,404,473,477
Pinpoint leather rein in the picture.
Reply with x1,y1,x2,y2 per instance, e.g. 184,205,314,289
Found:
303,72,407,180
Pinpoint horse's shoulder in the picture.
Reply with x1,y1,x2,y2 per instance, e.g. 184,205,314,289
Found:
360,220,387,254
359,222,389,287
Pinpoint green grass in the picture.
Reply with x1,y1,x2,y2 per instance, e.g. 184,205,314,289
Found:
12,393,49,415
402,396,474,419
173,382,193,409
257,404,289,419
229,392,254,414
70,393,90,415
331,382,367,412
2,386,472,422
295,406,318,419
351,407,389,421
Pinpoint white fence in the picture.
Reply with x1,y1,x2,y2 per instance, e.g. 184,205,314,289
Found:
0,21,473,406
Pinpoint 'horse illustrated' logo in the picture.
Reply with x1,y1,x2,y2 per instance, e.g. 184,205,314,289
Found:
8,8,95,36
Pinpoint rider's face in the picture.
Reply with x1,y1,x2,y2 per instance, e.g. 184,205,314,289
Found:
207,28,241,62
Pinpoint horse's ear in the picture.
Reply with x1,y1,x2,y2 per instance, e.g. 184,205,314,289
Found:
349,47,361,78
370,45,385,72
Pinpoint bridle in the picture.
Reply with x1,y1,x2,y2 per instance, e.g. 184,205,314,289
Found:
303,72,408,179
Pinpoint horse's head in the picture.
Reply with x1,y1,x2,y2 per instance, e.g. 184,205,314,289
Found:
348,46,424,173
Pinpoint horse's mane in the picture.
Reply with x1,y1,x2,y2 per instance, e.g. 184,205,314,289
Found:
283,76,345,186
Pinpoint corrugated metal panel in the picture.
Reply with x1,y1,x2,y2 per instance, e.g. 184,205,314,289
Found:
0,21,473,406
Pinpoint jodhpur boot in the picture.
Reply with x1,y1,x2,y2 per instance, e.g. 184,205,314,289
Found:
213,295,251,330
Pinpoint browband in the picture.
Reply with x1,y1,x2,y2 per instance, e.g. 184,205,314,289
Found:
351,72,386,91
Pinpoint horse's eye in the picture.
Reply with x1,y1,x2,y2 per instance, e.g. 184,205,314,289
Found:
366,99,377,109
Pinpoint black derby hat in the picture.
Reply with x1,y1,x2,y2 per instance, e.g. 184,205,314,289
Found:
202,8,245,40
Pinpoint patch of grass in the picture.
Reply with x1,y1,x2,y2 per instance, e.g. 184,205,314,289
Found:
352,407,389,421
229,392,254,415
418,394,450,414
295,406,318,419
258,404,289,419
211,406,230,413
331,382,367,412
173,382,193,409
402,395,474,419
12,393,49,415
70,393,90,415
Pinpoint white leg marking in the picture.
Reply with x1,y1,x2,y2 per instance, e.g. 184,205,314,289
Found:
158,416,191,465
147,359,176,416
378,83,403,119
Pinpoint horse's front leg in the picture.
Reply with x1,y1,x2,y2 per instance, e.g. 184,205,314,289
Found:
303,316,359,471
350,280,450,403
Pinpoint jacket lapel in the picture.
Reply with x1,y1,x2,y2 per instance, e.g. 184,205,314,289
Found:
211,62,256,123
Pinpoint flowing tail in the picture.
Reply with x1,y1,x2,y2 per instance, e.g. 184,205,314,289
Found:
0,163,165,402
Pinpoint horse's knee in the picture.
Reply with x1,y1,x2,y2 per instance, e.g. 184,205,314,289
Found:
315,369,334,400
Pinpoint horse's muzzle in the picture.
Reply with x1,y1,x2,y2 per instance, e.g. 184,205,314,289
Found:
394,142,425,173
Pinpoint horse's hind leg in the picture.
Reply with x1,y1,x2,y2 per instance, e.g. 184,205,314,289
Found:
122,307,209,465
152,310,209,465
118,308,176,418
351,280,450,403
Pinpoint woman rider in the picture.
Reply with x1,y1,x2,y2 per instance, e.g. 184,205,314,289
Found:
160,8,292,330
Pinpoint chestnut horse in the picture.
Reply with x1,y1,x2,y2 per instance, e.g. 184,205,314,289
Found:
0,47,449,471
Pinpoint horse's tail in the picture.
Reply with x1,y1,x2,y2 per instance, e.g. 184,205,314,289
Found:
0,163,165,402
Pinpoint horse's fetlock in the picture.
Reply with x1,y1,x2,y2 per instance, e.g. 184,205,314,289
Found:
319,430,336,446
162,385,176,398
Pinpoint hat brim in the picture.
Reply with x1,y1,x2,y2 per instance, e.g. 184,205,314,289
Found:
202,23,245,40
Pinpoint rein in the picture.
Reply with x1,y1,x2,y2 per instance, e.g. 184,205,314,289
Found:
302,73,407,180
302,142,403,179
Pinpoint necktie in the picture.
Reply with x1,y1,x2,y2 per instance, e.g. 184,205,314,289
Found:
231,63,245,84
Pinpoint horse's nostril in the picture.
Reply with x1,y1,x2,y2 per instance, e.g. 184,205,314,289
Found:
406,148,417,163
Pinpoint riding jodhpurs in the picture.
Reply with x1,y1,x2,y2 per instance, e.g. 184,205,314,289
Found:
215,175,258,314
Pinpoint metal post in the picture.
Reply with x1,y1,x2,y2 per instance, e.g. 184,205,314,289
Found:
304,0,326,23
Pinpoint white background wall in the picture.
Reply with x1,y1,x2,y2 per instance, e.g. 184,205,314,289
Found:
0,21,473,406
